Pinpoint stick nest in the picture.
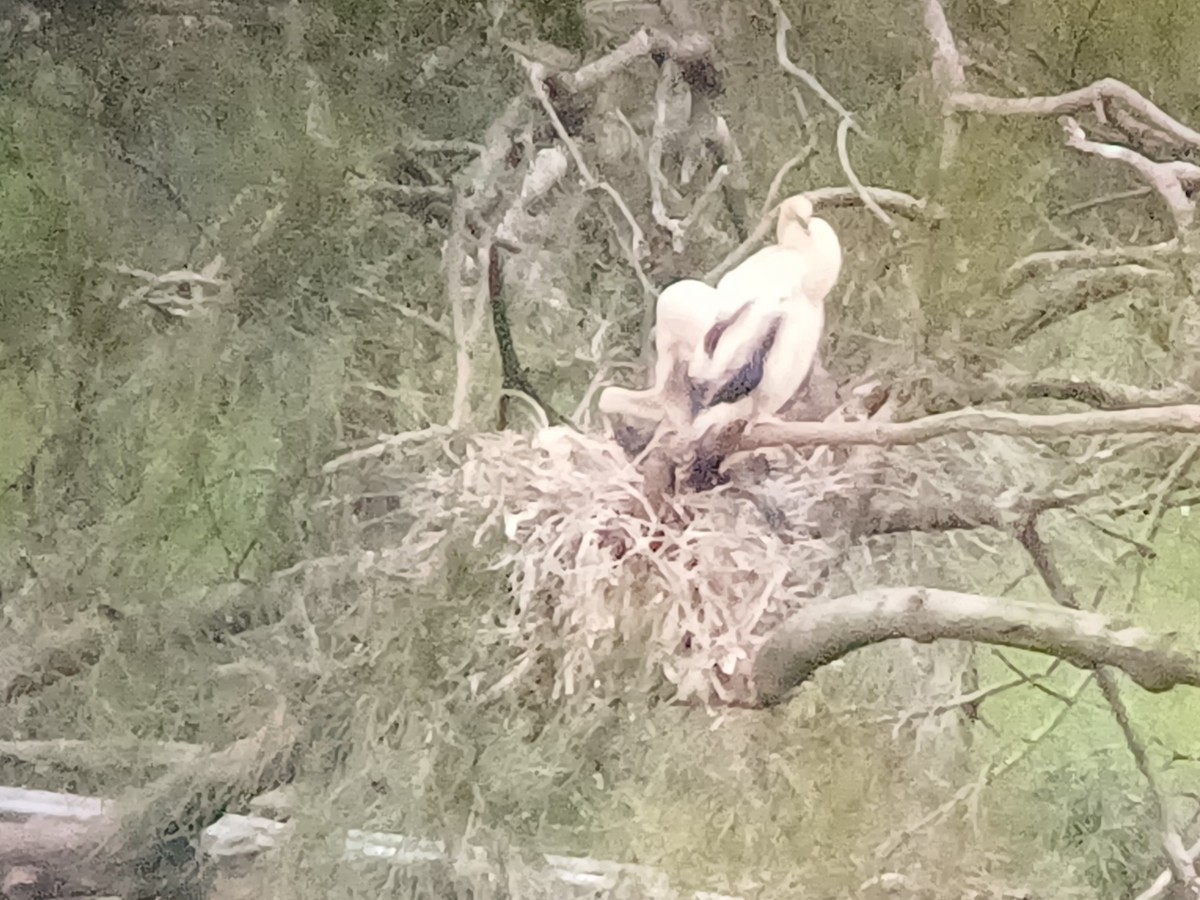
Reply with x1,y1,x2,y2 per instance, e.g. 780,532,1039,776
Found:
360,426,862,707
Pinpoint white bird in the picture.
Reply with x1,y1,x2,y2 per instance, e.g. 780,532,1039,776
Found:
685,193,843,441
597,277,745,430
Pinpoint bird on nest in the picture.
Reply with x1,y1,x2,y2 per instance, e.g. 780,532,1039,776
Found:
682,193,843,487
596,276,745,451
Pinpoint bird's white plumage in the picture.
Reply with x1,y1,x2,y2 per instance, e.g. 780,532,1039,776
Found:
597,278,744,428
686,193,843,438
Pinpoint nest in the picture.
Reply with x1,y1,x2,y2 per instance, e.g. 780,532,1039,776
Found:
405,426,853,707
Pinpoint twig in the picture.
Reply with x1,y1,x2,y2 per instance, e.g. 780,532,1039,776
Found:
1061,185,1153,215
759,141,818,220
766,0,864,136
918,372,1199,415
351,286,452,340
648,62,687,252
404,138,486,154
835,117,893,227
680,164,730,234
1004,240,1178,291
876,672,1094,858
1122,445,1200,618
1135,839,1200,900
322,427,453,474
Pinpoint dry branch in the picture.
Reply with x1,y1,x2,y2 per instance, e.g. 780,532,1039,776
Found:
741,403,1200,452
766,0,863,134
835,117,892,226
752,588,1199,707
877,671,1095,858
1004,240,1178,291
950,80,1200,150
1016,514,1200,892
924,0,1200,234
520,56,655,301
1061,116,1200,230
920,374,1199,414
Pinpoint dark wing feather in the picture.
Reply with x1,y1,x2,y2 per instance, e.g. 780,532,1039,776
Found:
701,301,753,357
691,317,782,412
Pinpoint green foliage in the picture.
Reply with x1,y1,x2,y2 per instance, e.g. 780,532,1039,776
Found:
520,0,590,51
1033,754,1160,896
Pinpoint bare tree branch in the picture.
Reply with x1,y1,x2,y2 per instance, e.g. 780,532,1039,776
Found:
563,28,712,93
876,671,1094,859
741,403,1200,452
1005,240,1178,291
920,373,1199,414
520,56,657,303
950,79,1200,151
1062,117,1200,230
751,588,1199,707
1015,514,1200,893
924,0,1200,236
835,117,893,227
766,0,864,135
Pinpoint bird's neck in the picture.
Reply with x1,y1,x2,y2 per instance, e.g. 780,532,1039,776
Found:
777,220,810,247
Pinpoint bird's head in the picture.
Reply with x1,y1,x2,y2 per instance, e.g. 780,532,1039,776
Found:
777,193,816,244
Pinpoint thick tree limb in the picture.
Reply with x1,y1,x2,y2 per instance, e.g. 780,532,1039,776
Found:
752,588,1199,707
741,403,1200,451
